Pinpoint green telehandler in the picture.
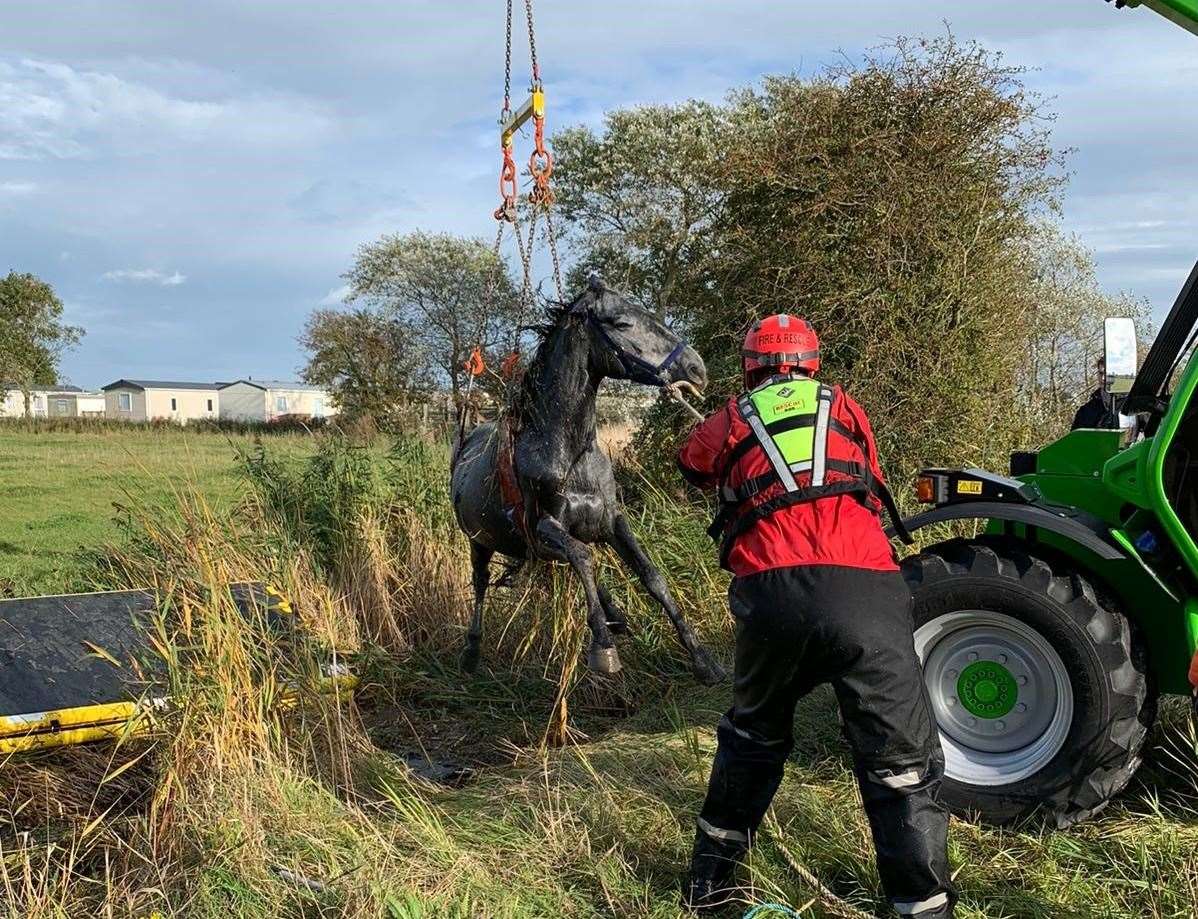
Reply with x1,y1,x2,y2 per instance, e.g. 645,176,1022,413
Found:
1107,0,1198,36
889,0,1198,830
902,263,1198,826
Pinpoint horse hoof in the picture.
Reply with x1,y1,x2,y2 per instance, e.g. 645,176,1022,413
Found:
692,648,727,686
586,645,622,675
459,644,481,674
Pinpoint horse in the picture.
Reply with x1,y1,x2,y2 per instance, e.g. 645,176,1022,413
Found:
450,277,726,685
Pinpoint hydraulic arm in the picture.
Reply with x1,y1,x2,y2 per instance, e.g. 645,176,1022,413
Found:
1108,0,1198,36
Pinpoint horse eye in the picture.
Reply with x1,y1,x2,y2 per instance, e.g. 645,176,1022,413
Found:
611,318,634,331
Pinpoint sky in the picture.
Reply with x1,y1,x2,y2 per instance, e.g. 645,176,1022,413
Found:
2,0,1197,388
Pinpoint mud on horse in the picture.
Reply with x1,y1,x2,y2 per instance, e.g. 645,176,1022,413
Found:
450,278,725,685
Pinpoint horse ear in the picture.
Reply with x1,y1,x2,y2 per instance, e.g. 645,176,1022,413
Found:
570,274,604,316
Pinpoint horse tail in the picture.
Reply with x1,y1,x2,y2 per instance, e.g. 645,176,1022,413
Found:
450,427,466,472
449,395,474,472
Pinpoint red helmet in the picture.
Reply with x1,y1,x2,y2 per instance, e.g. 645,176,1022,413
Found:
742,314,820,384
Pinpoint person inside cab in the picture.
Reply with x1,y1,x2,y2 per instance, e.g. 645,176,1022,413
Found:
1071,357,1118,430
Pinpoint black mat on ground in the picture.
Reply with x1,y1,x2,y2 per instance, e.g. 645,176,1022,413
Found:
0,583,280,718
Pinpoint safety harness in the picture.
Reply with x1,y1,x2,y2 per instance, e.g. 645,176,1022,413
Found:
708,375,912,566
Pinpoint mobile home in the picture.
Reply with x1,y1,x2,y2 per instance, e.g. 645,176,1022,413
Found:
0,384,86,418
218,380,335,422
102,380,219,423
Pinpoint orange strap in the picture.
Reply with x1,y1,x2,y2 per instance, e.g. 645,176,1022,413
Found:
464,347,486,377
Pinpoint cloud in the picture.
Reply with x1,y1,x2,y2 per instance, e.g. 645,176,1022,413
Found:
319,283,352,306
1,1,1195,386
102,268,187,286
0,180,37,195
0,57,332,160
290,178,411,226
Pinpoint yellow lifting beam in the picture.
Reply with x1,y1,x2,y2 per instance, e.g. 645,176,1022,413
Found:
501,87,546,148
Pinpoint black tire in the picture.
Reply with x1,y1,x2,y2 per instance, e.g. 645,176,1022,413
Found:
903,538,1156,827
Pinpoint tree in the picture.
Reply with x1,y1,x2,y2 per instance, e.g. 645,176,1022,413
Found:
300,306,430,427
0,272,83,415
698,36,1069,482
1018,229,1152,435
553,102,728,317
341,231,521,401
555,35,1141,488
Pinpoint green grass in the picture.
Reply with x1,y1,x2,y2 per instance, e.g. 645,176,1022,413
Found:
0,425,314,594
0,429,1194,918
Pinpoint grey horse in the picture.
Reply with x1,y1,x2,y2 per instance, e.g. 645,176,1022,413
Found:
450,278,726,685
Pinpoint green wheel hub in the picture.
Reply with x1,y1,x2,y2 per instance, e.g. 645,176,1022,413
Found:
917,610,1072,780
957,660,1018,719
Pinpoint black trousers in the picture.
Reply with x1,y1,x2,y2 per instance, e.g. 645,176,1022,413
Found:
696,565,954,916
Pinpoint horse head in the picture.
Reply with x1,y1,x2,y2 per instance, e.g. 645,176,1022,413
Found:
571,276,707,397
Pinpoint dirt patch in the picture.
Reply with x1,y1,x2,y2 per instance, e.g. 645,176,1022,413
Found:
355,653,675,772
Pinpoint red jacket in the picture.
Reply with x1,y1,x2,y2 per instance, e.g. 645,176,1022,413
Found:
678,383,897,576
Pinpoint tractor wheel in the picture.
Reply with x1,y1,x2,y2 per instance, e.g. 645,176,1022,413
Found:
902,538,1156,827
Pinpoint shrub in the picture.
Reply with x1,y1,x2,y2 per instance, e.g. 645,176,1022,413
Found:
555,35,1149,493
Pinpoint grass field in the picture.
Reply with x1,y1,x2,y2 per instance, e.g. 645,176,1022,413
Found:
0,427,1195,918
0,424,314,594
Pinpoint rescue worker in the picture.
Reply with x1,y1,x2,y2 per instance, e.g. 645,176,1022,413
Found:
1071,357,1117,430
678,315,955,917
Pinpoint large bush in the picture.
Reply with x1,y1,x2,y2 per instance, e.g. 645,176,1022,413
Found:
555,36,1149,490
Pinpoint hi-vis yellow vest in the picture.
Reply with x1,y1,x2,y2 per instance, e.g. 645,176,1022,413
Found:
708,375,885,565
740,377,831,490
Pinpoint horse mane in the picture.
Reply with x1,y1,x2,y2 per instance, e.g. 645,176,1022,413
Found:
507,296,584,423
529,297,576,343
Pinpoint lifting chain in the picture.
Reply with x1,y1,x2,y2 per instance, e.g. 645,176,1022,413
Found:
528,114,554,208
513,205,539,311
523,0,554,206
504,0,514,110
495,0,518,219
486,0,559,382
495,146,519,222
543,205,564,302
524,0,540,83
495,0,553,220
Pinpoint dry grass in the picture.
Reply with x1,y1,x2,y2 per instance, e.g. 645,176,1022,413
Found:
598,421,637,460
0,432,1192,917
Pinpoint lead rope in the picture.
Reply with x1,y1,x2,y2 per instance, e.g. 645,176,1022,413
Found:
664,383,704,421
763,813,880,919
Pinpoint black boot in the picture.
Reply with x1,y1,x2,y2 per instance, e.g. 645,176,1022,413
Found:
682,829,746,913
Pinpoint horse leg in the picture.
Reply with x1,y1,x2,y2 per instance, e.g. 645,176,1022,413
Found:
460,540,493,673
608,514,726,685
597,583,628,636
534,517,621,675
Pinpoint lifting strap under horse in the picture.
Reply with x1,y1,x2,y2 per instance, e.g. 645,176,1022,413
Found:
496,417,533,542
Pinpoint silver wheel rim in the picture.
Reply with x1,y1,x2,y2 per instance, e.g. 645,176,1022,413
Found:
914,610,1074,786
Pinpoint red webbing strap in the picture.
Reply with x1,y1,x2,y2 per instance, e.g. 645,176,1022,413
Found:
497,418,530,541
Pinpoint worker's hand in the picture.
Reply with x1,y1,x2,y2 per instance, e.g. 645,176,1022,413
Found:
661,383,704,422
